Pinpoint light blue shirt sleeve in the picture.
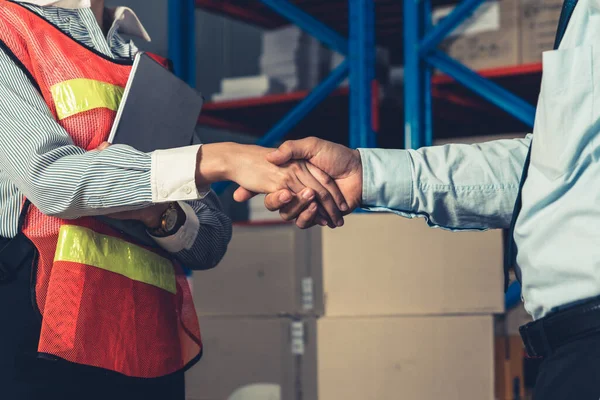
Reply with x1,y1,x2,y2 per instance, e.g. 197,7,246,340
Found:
358,134,532,230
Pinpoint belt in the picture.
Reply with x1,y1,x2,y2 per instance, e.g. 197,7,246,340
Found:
520,296,600,358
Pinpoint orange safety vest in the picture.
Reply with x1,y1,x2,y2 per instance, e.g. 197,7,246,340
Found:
0,1,202,378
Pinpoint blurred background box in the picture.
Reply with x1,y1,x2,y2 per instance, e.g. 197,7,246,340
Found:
186,315,495,400
520,0,563,63
186,317,308,400
193,214,504,317
433,0,519,72
246,194,282,223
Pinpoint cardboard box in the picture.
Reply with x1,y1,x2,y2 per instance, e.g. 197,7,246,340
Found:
434,0,519,72
194,214,504,317
186,317,306,400
186,315,495,400
520,0,563,63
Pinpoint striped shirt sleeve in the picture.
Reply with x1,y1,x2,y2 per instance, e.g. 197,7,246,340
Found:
0,47,156,218
177,196,232,270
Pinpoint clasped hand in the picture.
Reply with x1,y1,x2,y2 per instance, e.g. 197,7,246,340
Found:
99,137,362,230
232,137,363,229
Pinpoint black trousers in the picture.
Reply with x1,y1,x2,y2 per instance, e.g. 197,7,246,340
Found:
533,332,600,400
0,240,185,400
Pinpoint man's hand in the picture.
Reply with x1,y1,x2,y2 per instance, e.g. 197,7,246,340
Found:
234,137,363,229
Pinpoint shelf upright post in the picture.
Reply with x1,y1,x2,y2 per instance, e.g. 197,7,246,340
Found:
168,0,196,278
348,0,376,149
422,0,433,147
168,0,197,87
404,0,422,150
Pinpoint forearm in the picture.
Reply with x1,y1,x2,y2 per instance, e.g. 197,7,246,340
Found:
359,134,532,230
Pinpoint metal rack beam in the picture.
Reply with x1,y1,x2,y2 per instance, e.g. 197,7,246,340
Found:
349,0,376,148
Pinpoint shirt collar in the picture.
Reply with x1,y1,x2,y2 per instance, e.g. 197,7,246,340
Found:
15,1,151,41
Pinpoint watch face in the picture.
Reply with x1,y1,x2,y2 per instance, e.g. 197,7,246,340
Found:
163,208,179,232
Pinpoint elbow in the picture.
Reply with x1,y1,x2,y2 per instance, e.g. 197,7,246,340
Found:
203,241,230,271
24,186,84,220
30,199,78,220
188,215,232,271
207,216,233,269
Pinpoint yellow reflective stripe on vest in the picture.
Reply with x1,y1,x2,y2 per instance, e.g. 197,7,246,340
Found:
50,78,124,120
54,225,176,294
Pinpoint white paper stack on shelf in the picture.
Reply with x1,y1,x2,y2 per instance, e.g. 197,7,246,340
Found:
211,75,286,102
260,26,327,92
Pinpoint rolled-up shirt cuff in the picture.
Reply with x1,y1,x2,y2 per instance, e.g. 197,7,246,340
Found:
149,201,199,253
150,144,210,203
358,148,413,211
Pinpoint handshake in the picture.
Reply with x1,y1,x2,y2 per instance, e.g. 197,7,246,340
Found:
103,137,363,230
201,137,363,229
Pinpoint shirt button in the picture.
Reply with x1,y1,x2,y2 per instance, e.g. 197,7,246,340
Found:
184,185,193,195
160,189,169,198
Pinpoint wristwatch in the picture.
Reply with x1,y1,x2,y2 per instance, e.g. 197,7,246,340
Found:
149,203,186,237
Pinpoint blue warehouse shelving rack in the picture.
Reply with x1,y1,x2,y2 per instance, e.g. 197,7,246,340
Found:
167,0,538,307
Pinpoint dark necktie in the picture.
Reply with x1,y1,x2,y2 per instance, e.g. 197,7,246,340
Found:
503,0,579,291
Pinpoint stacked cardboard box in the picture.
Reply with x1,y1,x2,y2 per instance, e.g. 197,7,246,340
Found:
520,0,563,63
186,214,504,399
434,0,520,71
434,0,563,72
